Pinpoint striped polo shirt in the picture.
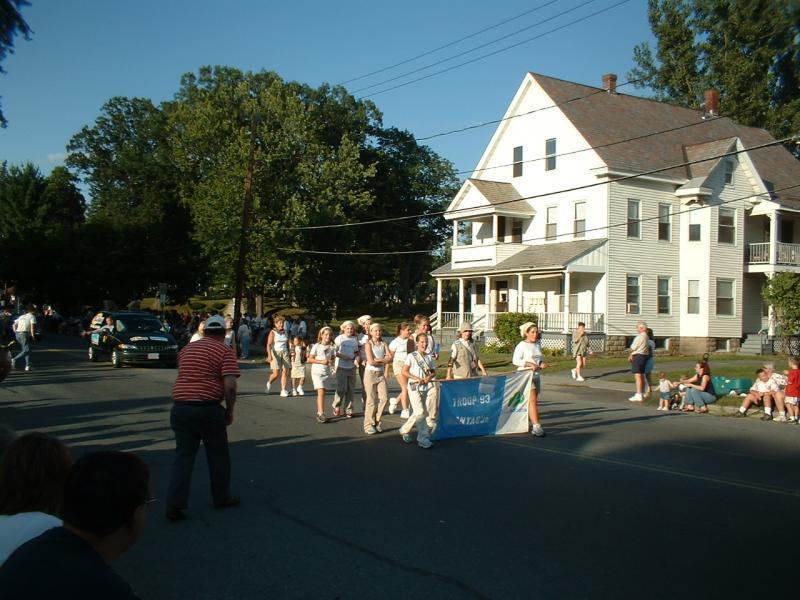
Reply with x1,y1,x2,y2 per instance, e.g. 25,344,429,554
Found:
172,336,240,403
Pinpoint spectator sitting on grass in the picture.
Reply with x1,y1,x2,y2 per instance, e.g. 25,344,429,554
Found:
733,368,778,418
0,451,150,599
762,362,789,422
0,432,72,565
680,361,717,414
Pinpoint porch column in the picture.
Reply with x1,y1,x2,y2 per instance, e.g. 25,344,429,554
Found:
436,279,443,333
769,211,778,264
562,271,571,333
766,273,777,336
516,273,524,312
484,276,491,312
492,215,498,240
458,278,465,324
453,220,459,248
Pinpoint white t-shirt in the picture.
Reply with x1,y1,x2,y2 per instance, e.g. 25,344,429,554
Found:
512,341,543,371
334,334,359,370
365,340,388,372
358,333,370,362
309,343,335,375
271,329,289,353
404,351,436,380
659,379,673,393
189,332,203,343
0,512,61,565
14,313,36,334
389,336,412,363
752,378,779,393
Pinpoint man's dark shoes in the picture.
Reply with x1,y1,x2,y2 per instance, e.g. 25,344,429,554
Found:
165,508,187,522
213,496,241,510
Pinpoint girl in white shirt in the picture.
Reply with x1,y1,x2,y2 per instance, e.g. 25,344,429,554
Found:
333,320,360,418
512,322,548,437
266,316,291,397
400,333,438,449
388,322,413,417
307,327,336,423
363,323,391,434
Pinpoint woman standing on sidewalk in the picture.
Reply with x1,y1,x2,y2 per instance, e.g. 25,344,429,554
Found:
363,323,391,434
512,322,548,437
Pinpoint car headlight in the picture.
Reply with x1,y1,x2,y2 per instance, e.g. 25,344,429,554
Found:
117,344,138,350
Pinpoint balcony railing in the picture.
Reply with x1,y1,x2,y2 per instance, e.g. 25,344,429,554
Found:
747,242,800,266
481,312,604,332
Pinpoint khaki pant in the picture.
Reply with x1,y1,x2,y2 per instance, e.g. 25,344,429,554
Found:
363,369,389,431
333,367,357,413
400,382,439,444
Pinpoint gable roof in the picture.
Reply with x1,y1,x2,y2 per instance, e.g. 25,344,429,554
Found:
468,179,533,214
531,73,800,203
432,238,605,277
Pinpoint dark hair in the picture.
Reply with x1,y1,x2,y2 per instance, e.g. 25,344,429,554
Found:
577,322,585,328
696,361,711,377
396,321,410,335
755,368,765,375
60,451,149,536
0,432,72,515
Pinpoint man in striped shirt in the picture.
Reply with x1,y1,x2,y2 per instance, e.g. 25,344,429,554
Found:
165,315,240,522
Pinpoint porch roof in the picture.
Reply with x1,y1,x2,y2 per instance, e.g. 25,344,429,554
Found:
432,238,606,277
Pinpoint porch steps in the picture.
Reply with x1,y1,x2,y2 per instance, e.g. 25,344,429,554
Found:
739,334,762,355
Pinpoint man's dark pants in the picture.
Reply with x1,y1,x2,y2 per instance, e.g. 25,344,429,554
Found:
166,402,232,510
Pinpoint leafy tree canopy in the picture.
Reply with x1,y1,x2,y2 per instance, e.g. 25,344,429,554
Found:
0,0,32,127
629,0,800,144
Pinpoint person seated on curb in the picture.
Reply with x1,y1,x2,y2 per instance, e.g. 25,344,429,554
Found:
0,432,72,565
762,362,789,422
0,450,149,599
733,368,777,418
680,360,717,413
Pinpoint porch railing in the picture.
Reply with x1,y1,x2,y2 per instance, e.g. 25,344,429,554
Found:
481,312,604,332
777,243,800,265
747,242,800,266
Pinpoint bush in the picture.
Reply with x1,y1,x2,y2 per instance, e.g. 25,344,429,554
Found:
493,313,539,350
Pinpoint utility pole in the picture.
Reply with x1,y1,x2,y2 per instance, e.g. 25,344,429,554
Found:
233,115,258,337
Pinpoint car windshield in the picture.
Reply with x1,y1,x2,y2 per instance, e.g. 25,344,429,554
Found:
116,316,166,333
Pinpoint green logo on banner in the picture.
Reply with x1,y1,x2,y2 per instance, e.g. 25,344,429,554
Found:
507,391,525,409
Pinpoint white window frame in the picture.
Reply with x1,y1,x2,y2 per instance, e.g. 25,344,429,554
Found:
657,276,671,315
545,138,556,171
658,203,671,241
716,278,735,316
627,199,641,239
546,206,558,241
689,208,702,242
513,146,523,178
724,159,734,185
718,207,735,245
626,275,641,314
573,201,586,239
687,279,701,315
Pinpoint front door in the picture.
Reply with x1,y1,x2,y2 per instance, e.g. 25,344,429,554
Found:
495,280,508,313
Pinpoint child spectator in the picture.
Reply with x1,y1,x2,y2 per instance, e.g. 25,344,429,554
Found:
290,336,306,396
784,356,800,424
733,368,778,418
657,372,676,411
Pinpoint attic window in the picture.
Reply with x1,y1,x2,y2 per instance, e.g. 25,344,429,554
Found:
545,138,556,171
724,160,734,185
513,146,523,177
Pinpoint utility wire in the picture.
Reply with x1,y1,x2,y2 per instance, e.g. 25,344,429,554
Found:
352,0,598,94
276,182,800,256
359,0,631,99
339,0,559,85
286,137,794,231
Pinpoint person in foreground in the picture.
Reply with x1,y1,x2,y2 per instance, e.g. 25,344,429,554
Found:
166,314,241,522
512,321,548,437
0,432,72,565
0,451,149,599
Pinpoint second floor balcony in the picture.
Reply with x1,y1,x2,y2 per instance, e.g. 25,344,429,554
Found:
746,242,800,267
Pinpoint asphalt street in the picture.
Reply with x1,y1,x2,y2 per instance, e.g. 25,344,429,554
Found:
2,334,798,599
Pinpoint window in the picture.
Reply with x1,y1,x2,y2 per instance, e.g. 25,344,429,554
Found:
626,275,640,314
717,279,734,316
657,277,671,314
724,160,734,184
511,218,523,243
627,199,640,238
456,220,470,246
513,146,523,178
546,206,557,241
687,280,700,314
475,283,486,305
545,138,556,171
497,216,507,242
574,202,586,238
718,208,735,244
658,203,671,241
689,209,702,241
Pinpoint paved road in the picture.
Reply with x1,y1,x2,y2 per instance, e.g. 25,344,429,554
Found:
2,335,798,599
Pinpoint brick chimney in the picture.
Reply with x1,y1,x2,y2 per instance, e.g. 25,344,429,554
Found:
704,89,720,116
602,73,617,94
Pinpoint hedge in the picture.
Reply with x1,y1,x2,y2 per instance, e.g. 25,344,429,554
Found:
493,312,539,350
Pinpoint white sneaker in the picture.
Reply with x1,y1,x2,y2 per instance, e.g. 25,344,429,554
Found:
570,368,576,380
24,365,31,371
292,390,298,396
418,439,433,449
531,423,545,437
280,389,290,397
628,394,643,402
776,414,788,423
400,409,410,419
575,376,585,382
388,398,398,414
265,382,271,394
296,387,305,396
365,425,377,435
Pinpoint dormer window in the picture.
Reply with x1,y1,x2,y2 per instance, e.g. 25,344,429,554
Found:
724,159,734,185
513,146,523,177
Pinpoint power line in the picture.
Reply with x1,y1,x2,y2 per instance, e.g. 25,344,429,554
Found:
286,137,794,231
359,0,631,99
339,0,559,86
277,182,800,256
352,0,599,95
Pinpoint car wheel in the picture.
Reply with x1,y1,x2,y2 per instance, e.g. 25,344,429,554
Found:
111,349,122,368
88,345,98,362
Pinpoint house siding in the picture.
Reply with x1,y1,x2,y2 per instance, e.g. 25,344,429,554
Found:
607,179,681,338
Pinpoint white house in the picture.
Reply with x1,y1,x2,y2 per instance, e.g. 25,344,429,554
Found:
431,72,800,354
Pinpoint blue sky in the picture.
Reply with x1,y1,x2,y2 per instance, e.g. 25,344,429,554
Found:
0,0,654,184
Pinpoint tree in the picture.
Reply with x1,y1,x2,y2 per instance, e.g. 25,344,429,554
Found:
762,272,800,347
67,97,204,304
629,0,800,146
0,0,32,127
